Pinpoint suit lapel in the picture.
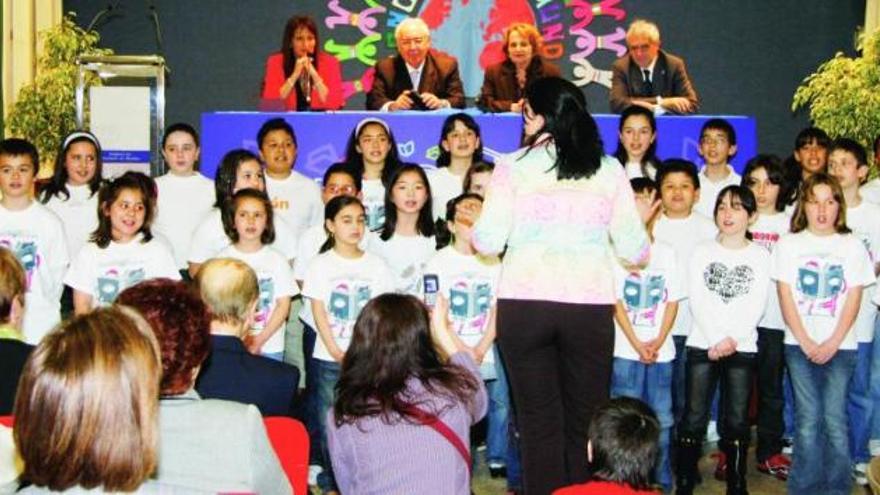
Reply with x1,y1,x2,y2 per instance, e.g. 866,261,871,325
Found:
393,55,413,95
654,52,669,95
419,52,437,93
628,57,647,96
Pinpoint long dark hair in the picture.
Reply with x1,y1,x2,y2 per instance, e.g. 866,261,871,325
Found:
334,293,481,425
613,105,660,178
40,131,103,203
213,149,263,208
521,77,604,180
742,154,789,212
281,15,320,78
90,172,156,248
221,188,276,245
435,113,484,168
320,195,366,253
344,118,403,186
713,185,757,240
379,164,435,241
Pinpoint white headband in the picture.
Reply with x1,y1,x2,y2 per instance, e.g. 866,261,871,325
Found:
62,131,100,150
354,118,390,138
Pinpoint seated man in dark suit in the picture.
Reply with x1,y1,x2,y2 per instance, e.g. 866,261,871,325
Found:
609,19,699,115
0,247,32,415
366,17,465,111
195,258,299,417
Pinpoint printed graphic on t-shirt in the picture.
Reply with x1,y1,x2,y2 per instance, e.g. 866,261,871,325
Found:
703,262,754,303
796,256,845,317
364,201,385,231
253,277,275,330
622,271,668,327
752,231,780,251
328,279,372,338
97,267,145,304
448,277,493,336
0,236,40,287
854,232,876,263
399,262,426,295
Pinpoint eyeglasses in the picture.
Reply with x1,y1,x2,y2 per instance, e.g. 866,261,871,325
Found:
398,36,427,48
324,184,357,195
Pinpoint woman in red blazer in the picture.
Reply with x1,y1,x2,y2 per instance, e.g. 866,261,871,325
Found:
261,15,344,111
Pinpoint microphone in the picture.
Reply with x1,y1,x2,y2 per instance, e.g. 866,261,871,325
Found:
300,55,315,105
86,1,121,32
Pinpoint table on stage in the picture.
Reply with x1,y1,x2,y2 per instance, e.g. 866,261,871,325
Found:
200,111,757,179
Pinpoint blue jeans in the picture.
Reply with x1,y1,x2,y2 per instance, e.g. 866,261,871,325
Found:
848,341,873,463
493,347,522,491
671,335,687,426
306,357,340,492
870,317,880,442
785,345,856,495
611,358,674,492
783,368,795,439
486,365,510,465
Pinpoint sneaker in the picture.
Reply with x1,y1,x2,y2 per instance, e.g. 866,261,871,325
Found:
488,463,507,479
854,462,869,486
756,453,791,481
706,420,720,443
711,451,726,481
308,464,323,486
870,439,880,457
781,437,793,455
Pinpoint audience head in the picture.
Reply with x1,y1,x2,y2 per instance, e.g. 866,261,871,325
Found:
587,397,660,491
0,138,39,203
214,148,264,208
828,138,868,191
117,278,211,396
394,17,431,68
92,171,156,248
197,257,259,331
523,76,604,181
742,154,788,213
793,127,830,178
381,163,435,241
625,19,661,69
790,172,849,235
656,158,700,218
221,187,276,245
13,307,160,492
464,161,495,197
321,162,362,204
502,23,542,67
699,118,737,166
161,123,201,175
436,113,484,168
0,247,26,328
334,293,480,424
42,131,103,203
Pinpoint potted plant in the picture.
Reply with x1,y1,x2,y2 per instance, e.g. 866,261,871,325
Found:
5,14,112,176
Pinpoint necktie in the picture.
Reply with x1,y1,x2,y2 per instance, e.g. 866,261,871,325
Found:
410,69,420,91
643,69,654,96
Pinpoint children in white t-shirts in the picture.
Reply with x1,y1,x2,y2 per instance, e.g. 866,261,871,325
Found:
427,113,484,220
344,117,405,232
65,172,179,314
741,154,794,478
828,139,880,480
610,178,681,493
302,195,393,493
38,131,102,260
187,149,298,277
773,173,875,493
369,164,437,295
677,185,771,494
694,119,742,218
217,188,298,361
0,138,68,344
258,118,322,240
153,123,214,272
652,160,717,424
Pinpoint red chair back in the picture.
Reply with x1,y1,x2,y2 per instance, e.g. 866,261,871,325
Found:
264,416,309,495
0,416,12,428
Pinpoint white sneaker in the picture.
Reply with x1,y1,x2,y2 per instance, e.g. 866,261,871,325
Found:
870,439,880,457
308,464,323,486
706,420,720,443
853,462,868,486
782,437,794,455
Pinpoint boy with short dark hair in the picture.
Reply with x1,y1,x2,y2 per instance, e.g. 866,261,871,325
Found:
554,397,661,494
694,118,740,218
0,138,68,344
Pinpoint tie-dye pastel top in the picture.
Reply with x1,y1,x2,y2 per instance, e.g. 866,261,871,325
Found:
472,142,649,304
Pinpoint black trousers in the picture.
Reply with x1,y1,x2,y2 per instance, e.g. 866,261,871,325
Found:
497,299,614,495
755,327,786,461
680,348,756,442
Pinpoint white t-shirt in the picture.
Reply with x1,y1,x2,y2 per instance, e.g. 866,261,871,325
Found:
845,201,880,342
424,246,501,365
154,173,215,268
369,233,436,295
427,167,464,221
613,240,682,362
624,161,657,180
751,211,792,330
265,171,323,240
695,165,742,219
302,250,393,361
187,209,298,264
687,240,770,353
362,178,386,232
861,178,880,205
43,184,98,260
0,202,69,344
218,244,298,354
772,231,875,350
64,234,180,309
653,213,718,336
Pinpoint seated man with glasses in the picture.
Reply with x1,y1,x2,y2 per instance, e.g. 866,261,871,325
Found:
366,17,465,111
